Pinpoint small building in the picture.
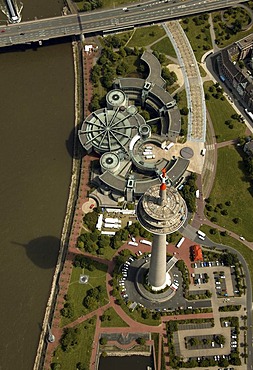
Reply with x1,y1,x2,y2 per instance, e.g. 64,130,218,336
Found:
84,44,93,53
191,245,203,262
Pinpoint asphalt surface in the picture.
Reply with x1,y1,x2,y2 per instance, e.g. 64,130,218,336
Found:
0,0,247,47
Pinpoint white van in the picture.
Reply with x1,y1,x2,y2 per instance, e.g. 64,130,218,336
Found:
197,230,206,240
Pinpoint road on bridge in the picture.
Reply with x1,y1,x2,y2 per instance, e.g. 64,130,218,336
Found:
0,0,246,47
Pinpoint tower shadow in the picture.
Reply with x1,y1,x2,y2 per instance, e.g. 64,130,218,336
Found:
12,236,60,269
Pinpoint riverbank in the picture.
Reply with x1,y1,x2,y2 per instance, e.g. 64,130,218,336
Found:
33,40,84,370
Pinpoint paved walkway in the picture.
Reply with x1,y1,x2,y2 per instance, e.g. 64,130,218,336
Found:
43,149,99,368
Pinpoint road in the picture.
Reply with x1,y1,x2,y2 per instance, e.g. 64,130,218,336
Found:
0,0,247,47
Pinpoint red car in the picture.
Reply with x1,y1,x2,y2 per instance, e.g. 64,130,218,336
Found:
89,204,95,209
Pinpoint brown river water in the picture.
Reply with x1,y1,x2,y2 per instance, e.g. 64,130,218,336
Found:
0,1,74,369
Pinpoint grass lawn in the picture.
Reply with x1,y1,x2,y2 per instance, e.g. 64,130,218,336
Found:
114,30,134,47
212,10,253,48
198,64,207,77
125,55,142,77
61,261,108,326
52,318,96,370
206,146,253,241
204,81,246,142
200,225,253,297
117,298,160,326
176,89,187,110
127,25,166,47
151,36,177,58
181,15,212,62
100,307,129,327
101,0,139,8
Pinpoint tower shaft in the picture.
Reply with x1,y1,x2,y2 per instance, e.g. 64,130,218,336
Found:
148,234,167,290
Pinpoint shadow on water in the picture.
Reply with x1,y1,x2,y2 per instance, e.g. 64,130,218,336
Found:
65,124,86,159
12,236,60,269
0,36,73,54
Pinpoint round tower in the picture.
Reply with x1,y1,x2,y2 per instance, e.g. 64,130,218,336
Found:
136,168,187,291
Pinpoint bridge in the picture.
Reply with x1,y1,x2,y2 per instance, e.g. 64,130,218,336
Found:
0,0,246,47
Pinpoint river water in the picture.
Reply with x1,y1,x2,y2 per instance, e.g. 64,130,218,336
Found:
0,1,74,370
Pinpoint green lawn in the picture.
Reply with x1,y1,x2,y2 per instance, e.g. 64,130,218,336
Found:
223,7,251,29
198,64,207,77
151,36,177,58
175,89,188,141
127,25,166,47
206,146,253,241
181,15,212,62
101,0,139,8
61,261,108,326
204,81,246,142
114,30,134,47
212,10,253,48
100,307,129,327
117,299,161,326
200,225,253,297
52,318,96,370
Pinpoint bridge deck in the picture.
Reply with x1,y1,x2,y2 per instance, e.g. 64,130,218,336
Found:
0,0,245,47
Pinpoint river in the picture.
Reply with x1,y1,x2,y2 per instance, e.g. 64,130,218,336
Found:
0,1,74,370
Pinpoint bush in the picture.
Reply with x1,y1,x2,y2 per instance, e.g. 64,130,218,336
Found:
136,337,146,345
61,327,80,352
100,337,108,345
51,364,61,370
220,230,227,236
233,217,240,224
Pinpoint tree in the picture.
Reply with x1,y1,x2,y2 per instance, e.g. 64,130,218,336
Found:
233,217,240,224
100,337,107,345
51,364,61,370
61,302,74,319
116,62,128,76
90,64,101,84
83,295,97,310
189,337,198,346
82,2,92,11
76,362,87,370
215,334,225,345
61,327,80,351
83,211,99,232
210,228,217,234
220,230,227,237
180,107,189,115
219,358,229,367
90,93,101,111
136,337,146,345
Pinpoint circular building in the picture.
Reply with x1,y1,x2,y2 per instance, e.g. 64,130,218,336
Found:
100,152,120,173
106,89,127,109
137,183,187,235
78,108,135,154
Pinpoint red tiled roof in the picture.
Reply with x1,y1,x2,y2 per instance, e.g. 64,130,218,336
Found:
191,244,203,261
